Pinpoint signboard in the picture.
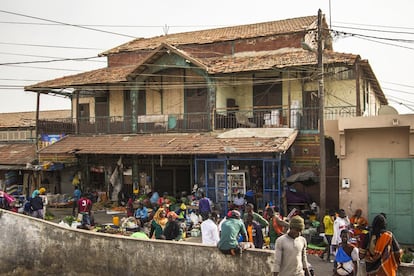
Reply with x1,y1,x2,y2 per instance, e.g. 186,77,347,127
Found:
39,134,65,149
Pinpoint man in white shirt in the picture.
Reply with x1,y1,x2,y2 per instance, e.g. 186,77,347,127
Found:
200,211,220,246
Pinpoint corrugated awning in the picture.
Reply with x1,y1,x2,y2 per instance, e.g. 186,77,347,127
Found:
38,129,298,161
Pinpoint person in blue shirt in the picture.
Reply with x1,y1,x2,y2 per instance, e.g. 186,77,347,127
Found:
135,201,149,226
72,186,81,216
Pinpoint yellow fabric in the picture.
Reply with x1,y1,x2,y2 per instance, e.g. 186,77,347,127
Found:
153,208,168,229
247,225,254,243
323,215,334,235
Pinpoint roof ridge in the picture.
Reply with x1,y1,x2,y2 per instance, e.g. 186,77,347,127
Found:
101,15,318,56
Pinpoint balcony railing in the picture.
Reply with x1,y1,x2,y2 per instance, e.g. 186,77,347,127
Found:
37,106,357,135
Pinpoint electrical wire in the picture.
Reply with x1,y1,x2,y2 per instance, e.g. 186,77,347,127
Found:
332,25,414,35
0,10,137,39
0,41,103,51
0,20,224,29
0,51,105,63
0,56,103,66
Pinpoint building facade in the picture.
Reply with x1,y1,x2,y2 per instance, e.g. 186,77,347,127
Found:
24,14,387,214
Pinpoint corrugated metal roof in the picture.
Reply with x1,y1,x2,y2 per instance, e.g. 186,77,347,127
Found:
101,16,317,55
0,143,36,165
38,129,298,157
0,110,71,128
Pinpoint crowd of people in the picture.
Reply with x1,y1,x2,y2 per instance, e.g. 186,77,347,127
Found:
0,187,49,218
319,208,403,276
1,186,405,275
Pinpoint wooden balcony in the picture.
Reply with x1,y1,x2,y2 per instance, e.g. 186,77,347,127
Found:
37,106,357,136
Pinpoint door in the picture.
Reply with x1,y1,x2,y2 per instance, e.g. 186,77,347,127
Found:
185,88,208,130
368,159,414,244
95,96,109,132
302,90,319,130
253,78,282,127
154,169,174,196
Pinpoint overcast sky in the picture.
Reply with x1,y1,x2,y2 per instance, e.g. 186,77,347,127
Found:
1,0,413,114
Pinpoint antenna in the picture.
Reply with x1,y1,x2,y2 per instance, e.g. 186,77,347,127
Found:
163,24,169,35
329,0,332,29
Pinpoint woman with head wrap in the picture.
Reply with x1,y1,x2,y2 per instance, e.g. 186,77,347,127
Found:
149,207,168,239
365,214,402,276
29,190,44,219
350,209,368,248
163,211,183,241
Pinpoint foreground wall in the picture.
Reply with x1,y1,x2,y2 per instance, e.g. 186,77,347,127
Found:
0,210,273,276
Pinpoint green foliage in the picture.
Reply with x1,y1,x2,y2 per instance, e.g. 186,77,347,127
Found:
63,215,75,225
402,251,414,263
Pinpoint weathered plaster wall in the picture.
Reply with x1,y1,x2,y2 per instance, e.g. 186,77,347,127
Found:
0,210,274,276
109,88,124,117
328,114,414,216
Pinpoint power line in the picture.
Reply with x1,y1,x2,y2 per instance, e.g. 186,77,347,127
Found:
0,51,105,63
3,64,83,72
0,20,224,29
382,81,414,89
332,30,414,50
0,10,137,39
332,25,414,35
0,42,103,51
331,29,414,44
333,21,414,31
0,56,104,66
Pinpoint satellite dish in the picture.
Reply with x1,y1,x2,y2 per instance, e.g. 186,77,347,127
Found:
378,105,399,115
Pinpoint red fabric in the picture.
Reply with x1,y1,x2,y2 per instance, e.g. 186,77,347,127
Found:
78,197,92,213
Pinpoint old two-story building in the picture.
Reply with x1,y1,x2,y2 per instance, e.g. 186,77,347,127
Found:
24,13,388,215
0,110,71,198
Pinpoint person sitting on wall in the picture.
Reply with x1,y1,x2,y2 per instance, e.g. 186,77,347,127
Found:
217,210,249,256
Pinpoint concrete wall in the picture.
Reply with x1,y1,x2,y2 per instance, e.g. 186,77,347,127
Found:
326,114,414,214
0,210,274,276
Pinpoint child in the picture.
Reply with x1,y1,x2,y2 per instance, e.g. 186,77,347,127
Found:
334,229,359,276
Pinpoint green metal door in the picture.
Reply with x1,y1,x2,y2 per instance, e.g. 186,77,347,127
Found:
368,159,414,244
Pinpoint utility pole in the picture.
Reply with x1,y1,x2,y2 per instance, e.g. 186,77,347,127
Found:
317,9,326,218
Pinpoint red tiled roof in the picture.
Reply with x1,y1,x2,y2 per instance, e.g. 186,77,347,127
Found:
203,49,358,74
38,129,298,158
25,49,358,90
0,110,71,128
0,143,36,165
101,16,317,55
25,65,137,91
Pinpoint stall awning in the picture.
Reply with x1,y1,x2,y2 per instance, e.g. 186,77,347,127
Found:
38,128,298,160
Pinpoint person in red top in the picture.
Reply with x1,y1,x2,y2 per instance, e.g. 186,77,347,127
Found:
78,193,93,229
